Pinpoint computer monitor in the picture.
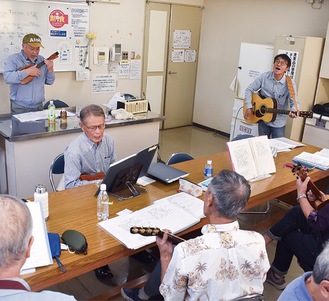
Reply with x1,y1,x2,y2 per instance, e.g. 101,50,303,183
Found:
94,144,158,198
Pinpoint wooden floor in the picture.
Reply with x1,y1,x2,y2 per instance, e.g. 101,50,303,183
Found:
44,126,304,301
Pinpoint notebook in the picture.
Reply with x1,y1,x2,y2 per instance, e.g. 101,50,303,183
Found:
147,162,189,183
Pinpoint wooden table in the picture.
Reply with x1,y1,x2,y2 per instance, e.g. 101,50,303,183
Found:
22,144,329,291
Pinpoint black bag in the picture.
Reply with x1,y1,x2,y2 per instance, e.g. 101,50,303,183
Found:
48,233,67,272
62,230,88,255
313,103,329,120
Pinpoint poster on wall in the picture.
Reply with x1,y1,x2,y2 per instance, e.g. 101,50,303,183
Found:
172,30,191,49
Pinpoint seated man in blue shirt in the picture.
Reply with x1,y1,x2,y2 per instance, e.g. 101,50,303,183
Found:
278,240,329,300
64,104,116,189
64,104,116,279
0,194,76,300
4,33,56,115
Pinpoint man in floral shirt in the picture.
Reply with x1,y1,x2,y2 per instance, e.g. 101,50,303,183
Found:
122,170,270,301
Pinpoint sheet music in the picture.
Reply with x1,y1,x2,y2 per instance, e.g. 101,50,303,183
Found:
98,193,203,249
227,135,276,181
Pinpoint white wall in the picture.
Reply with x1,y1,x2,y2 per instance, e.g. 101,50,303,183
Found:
194,0,329,135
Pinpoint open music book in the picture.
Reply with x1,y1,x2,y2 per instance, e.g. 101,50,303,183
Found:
293,149,329,170
98,192,204,250
227,135,276,181
21,201,53,273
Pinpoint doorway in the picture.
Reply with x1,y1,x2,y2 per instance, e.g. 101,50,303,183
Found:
142,2,202,129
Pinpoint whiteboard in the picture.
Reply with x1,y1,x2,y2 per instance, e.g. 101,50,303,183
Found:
0,0,90,72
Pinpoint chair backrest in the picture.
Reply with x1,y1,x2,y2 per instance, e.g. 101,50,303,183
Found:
49,153,65,191
166,152,194,165
231,134,254,141
44,100,69,109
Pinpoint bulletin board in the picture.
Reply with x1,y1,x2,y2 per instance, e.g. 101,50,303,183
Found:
0,0,90,72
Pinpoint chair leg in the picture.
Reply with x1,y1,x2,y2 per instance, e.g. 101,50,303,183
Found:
240,200,270,214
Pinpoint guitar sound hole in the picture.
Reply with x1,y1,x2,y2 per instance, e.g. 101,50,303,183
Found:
260,105,267,114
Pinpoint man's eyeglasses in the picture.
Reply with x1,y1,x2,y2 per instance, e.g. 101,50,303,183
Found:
82,122,105,131
274,59,288,66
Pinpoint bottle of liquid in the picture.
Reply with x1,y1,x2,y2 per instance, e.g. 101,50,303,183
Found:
34,184,49,220
204,159,213,179
48,100,56,123
60,109,67,124
97,183,109,221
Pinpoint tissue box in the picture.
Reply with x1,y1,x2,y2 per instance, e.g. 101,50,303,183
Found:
117,100,148,114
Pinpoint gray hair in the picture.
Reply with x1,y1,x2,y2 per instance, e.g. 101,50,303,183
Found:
0,195,33,269
208,170,251,219
313,241,329,284
79,104,105,123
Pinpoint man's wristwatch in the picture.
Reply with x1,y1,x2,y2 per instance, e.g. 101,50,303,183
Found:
296,194,307,203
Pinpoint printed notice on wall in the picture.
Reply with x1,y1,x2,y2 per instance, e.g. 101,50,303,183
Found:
92,74,116,93
185,50,196,62
172,30,191,49
278,49,299,80
171,50,185,62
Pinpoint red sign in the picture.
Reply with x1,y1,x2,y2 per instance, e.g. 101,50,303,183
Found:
49,10,68,28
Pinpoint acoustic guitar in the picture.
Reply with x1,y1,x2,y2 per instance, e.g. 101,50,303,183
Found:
243,93,313,124
18,51,59,85
292,163,329,210
130,226,185,245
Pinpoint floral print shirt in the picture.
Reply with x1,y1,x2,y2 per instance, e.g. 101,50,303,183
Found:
159,221,270,301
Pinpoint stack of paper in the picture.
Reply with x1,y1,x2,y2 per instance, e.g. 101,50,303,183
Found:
293,149,329,170
269,137,305,153
98,192,204,249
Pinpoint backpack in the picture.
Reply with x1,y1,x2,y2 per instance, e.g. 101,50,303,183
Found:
313,103,329,120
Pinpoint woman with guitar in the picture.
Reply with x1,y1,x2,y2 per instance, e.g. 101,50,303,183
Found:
244,53,299,138
4,33,56,115
263,173,329,290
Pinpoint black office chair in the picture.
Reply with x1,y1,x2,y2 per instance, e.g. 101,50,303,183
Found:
49,153,65,191
166,152,194,165
44,99,69,109
231,134,270,214
231,134,254,141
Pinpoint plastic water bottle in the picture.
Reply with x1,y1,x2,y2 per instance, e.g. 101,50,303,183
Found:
97,184,109,221
204,160,213,179
34,184,49,220
48,100,56,123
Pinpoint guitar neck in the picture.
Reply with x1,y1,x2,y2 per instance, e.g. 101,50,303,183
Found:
157,230,186,245
130,226,185,245
265,108,295,115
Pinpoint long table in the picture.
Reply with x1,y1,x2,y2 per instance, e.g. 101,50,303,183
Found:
22,144,329,292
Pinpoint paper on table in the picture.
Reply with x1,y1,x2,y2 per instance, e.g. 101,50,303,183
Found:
98,192,203,249
13,110,75,122
21,201,53,273
269,137,304,152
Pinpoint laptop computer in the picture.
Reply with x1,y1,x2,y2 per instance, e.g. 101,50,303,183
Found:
147,162,189,184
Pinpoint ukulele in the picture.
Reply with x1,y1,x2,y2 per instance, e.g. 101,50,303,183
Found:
243,93,313,124
18,51,59,85
292,163,329,210
130,226,185,245
79,172,105,181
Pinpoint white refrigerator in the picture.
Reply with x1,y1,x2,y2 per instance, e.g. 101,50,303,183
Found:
230,43,274,141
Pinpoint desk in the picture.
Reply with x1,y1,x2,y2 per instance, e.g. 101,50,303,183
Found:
22,144,329,292
0,111,164,197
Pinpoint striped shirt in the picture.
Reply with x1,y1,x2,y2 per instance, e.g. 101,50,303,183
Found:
245,71,299,128
4,50,55,108
64,133,116,189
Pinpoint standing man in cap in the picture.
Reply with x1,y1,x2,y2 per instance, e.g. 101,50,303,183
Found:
4,33,56,115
